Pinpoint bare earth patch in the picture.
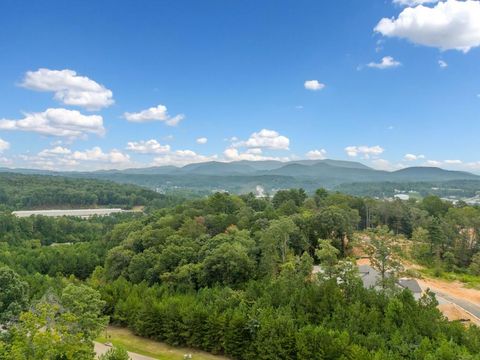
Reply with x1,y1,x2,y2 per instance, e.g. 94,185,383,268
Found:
438,303,480,326
418,278,480,306
355,256,480,325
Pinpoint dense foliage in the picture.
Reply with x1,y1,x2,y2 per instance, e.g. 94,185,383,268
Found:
1,184,480,359
93,189,480,359
0,173,172,210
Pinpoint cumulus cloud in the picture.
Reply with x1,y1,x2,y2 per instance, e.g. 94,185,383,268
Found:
123,138,217,166
234,129,290,150
424,160,443,167
438,60,448,68
306,149,327,160
345,145,384,159
421,159,464,167
465,162,480,171
393,0,439,6
223,147,289,162
375,0,480,53
0,138,10,153
444,159,462,164
371,159,394,171
124,104,185,126
153,149,217,166
196,137,208,144
126,139,171,154
71,147,130,164
404,153,425,161
31,145,131,170
0,108,104,139
21,68,114,111
367,56,402,69
38,146,71,157
304,80,325,91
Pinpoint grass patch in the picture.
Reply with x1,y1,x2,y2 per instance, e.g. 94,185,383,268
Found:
418,268,480,288
97,326,229,360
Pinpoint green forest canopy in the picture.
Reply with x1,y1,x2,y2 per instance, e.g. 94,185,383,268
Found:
1,186,480,359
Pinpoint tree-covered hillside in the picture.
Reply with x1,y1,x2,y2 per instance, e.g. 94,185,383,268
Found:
2,187,480,359
0,173,176,210
3,160,479,198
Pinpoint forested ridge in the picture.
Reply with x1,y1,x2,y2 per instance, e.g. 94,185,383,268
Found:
0,173,173,210
1,187,480,359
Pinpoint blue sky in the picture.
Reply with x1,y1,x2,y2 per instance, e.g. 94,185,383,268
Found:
0,0,479,171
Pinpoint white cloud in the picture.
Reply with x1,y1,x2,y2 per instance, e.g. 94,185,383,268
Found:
246,148,262,155
196,137,208,144
125,139,218,166
0,138,10,153
234,129,290,150
71,147,130,164
304,80,325,91
224,148,256,161
465,162,480,171
424,160,442,167
21,68,113,111
404,153,425,161
0,156,12,165
153,149,217,166
371,159,393,171
0,108,104,139
367,56,402,69
393,0,438,6
438,60,448,68
376,0,480,53
444,159,462,164
223,147,289,162
124,104,185,126
126,139,171,154
345,145,384,159
418,159,467,168
306,149,327,160
38,146,71,157
27,146,131,170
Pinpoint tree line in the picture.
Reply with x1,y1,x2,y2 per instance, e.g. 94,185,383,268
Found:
0,172,176,210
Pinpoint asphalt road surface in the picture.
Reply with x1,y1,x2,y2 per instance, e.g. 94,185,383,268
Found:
433,290,480,320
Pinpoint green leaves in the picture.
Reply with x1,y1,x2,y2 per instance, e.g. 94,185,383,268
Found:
0,266,28,324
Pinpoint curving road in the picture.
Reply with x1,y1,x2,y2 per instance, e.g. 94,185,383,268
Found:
433,290,480,320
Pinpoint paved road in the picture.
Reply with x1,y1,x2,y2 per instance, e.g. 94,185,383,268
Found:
418,281,480,322
94,342,157,360
433,290,480,320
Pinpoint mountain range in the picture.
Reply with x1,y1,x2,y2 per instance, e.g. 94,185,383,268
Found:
1,159,479,196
